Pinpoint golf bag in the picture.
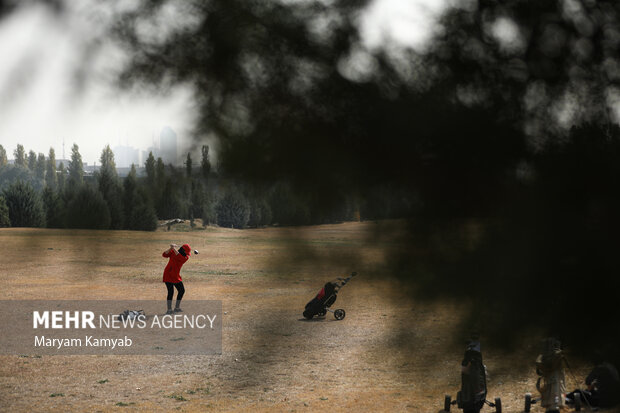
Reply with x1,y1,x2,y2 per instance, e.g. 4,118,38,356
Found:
444,339,501,412
535,338,566,411
117,309,145,321
303,272,356,320
457,341,487,412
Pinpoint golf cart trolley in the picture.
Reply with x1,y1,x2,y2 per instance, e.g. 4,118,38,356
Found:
303,272,357,320
443,338,502,413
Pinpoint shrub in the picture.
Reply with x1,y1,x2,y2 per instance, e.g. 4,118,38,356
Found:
2,181,45,227
248,197,272,227
65,185,111,229
42,187,65,228
216,188,250,229
269,183,310,226
0,196,10,227
129,201,158,231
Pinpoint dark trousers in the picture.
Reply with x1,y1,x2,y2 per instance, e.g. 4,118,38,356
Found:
165,282,185,310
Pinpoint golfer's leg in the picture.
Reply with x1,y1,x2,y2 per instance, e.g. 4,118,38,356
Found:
165,282,174,311
174,282,185,309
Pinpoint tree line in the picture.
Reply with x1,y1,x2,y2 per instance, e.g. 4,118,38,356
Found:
0,141,403,231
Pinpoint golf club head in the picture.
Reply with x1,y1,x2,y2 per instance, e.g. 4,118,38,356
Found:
194,250,199,255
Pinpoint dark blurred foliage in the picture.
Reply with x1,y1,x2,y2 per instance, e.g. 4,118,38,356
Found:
404,122,620,360
111,0,619,215
0,0,17,18
109,0,620,362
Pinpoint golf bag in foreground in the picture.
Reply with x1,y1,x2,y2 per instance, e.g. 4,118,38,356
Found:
444,338,502,413
303,272,357,320
524,338,567,413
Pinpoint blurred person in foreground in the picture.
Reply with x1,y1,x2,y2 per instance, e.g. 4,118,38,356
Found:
566,359,620,409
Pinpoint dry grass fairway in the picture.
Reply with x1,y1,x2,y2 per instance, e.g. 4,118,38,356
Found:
0,222,613,412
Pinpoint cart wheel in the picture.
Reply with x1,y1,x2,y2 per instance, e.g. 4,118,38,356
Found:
574,392,581,411
494,397,502,413
443,395,451,412
334,309,345,320
317,310,326,317
524,393,532,412
303,311,313,320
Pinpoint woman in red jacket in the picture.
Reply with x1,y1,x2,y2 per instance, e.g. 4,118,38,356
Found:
162,243,191,314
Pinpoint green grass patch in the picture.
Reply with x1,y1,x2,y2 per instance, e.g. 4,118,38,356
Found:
193,387,210,395
167,394,188,401
97,379,109,384
50,393,64,397
115,402,135,406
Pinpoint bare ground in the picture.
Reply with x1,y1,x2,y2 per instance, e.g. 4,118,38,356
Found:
0,222,615,412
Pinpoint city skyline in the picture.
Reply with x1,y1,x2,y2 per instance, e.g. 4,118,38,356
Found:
2,125,196,168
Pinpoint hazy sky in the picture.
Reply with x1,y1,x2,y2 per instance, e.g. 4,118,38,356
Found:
0,0,449,166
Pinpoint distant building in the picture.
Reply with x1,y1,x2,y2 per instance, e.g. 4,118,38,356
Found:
83,163,98,174
160,126,178,166
113,145,140,168
54,159,71,168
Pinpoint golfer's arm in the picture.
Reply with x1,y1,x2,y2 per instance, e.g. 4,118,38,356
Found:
163,247,176,257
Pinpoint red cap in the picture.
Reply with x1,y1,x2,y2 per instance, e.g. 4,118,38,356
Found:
182,244,191,256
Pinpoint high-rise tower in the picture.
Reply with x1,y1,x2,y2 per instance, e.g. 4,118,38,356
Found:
159,126,178,166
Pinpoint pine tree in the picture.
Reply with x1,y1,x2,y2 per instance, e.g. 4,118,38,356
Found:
145,151,155,186
27,150,36,171
0,145,7,167
190,180,205,221
201,194,217,225
35,153,46,182
123,164,139,228
42,187,65,228
155,157,165,187
46,148,58,190
123,165,157,231
57,162,66,192
13,144,26,167
185,152,192,178
67,144,83,189
201,145,211,180
97,145,124,229
159,178,184,219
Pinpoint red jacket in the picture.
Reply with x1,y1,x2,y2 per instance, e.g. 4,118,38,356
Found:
162,248,189,283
